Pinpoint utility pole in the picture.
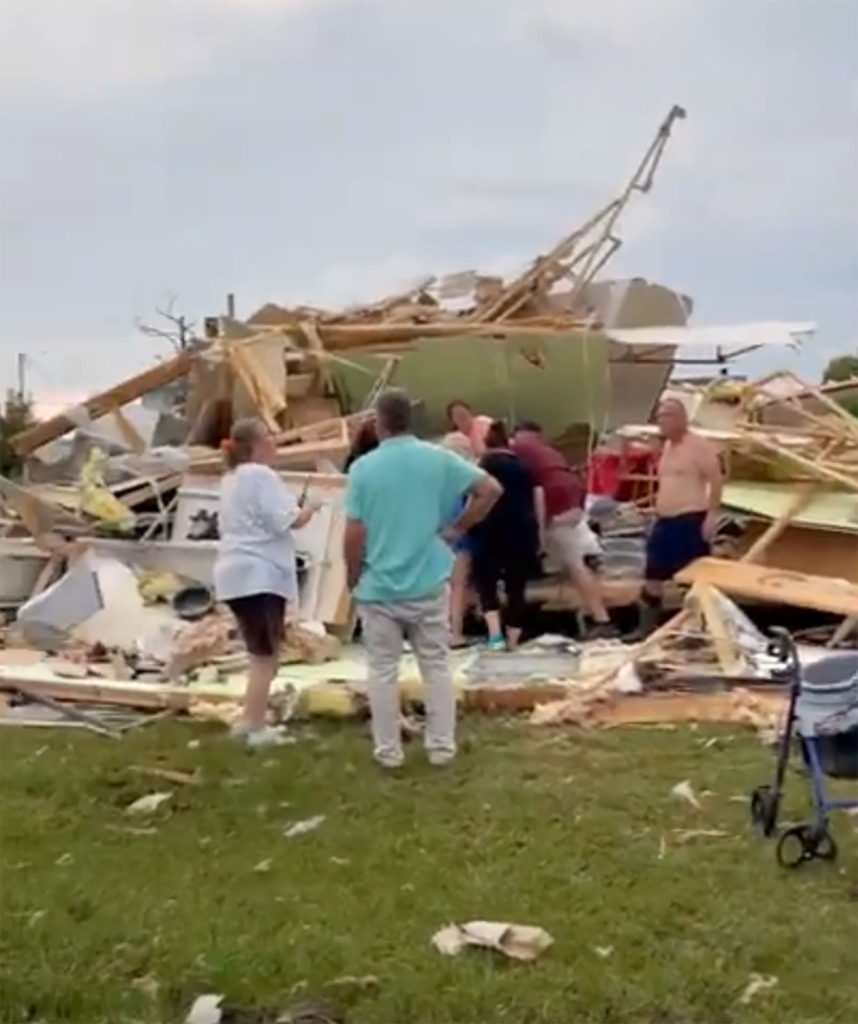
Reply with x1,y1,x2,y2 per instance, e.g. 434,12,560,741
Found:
16,352,27,403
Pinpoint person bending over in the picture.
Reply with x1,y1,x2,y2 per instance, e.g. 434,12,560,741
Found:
470,420,541,651
512,421,616,640
215,418,322,749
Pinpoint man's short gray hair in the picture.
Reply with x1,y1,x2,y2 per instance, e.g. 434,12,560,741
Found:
374,388,412,434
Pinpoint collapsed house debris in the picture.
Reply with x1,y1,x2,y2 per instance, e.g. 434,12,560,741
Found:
0,104,855,739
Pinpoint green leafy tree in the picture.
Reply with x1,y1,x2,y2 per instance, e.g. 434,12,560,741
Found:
822,353,858,384
0,392,36,478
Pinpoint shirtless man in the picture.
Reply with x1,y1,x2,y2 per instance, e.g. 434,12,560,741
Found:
638,398,723,635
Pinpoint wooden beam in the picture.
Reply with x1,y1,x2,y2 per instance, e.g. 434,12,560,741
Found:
676,558,858,617
691,582,743,675
12,351,195,456
740,484,817,563
111,408,146,454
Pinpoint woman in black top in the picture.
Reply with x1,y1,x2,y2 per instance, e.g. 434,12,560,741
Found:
470,420,541,650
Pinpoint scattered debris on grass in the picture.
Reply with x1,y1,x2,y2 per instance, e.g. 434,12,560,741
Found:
185,992,346,1024
324,975,380,996
670,779,702,810
130,974,160,1000
253,858,273,873
594,945,614,959
739,972,779,1004
186,994,223,1024
126,791,173,815
431,921,554,961
106,824,159,836
672,829,730,844
284,815,325,839
128,764,200,786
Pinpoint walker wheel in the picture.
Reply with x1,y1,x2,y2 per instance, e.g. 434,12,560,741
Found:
750,785,778,837
776,824,838,869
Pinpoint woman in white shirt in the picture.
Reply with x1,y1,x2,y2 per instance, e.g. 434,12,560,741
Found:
215,418,321,748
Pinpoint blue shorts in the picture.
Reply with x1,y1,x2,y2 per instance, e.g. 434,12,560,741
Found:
645,511,710,582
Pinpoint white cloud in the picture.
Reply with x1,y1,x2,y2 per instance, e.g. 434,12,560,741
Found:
0,0,855,395
0,0,320,97
507,0,694,50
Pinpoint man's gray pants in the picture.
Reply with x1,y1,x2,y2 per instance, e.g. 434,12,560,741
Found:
358,587,456,768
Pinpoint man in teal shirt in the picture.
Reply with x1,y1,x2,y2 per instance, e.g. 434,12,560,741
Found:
344,388,501,769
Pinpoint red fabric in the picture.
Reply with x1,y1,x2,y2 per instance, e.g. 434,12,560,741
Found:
513,435,585,518
587,444,660,501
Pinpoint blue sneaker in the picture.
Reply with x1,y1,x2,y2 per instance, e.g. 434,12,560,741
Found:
486,635,506,652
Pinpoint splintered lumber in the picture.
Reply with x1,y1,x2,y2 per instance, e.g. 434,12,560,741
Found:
11,350,195,456
676,558,858,617
578,485,819,699
111,408,146,454
189,434,349,475
302,319,587,350
739,431,858,493
690,582,743,675
828,615,858,648
227,341,286,431
740,483,817,562
274,411,372,447
0,476,86,538
471,104,686,323
299,320,334,394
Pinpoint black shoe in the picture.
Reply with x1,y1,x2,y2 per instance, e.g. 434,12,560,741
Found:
585,621,619,640
626,603,661,642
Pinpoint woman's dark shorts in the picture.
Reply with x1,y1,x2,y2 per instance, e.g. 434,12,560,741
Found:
226,593,286,657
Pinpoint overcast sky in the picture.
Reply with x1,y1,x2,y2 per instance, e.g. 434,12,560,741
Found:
1,0,856,409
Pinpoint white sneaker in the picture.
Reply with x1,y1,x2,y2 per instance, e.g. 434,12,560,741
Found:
245,726,291,750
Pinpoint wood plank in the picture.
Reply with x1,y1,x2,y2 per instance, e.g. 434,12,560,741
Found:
736,523,858,585
29,554,64,599
227,345,282,432
111,408,147,454
0,477,86,537
691,582,743,676
11,351,195,456
189,435,349,475
298,320,334,394
675,558,858,617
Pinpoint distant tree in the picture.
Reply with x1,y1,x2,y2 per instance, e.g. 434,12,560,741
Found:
0,392,36,478
822,353,858,384
135,293,196,353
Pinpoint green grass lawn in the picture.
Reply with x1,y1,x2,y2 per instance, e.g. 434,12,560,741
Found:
1,718,856,1024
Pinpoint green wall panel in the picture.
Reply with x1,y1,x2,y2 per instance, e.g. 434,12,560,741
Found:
332,331,608,439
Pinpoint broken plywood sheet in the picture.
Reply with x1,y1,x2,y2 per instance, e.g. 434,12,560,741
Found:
531,687,785,736
331,332,608,440
676,558,858,617
0,477,86,538
722,482,858,535
734,523,858,585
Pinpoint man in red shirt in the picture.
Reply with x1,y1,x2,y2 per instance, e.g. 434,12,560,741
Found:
513,422,616,639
